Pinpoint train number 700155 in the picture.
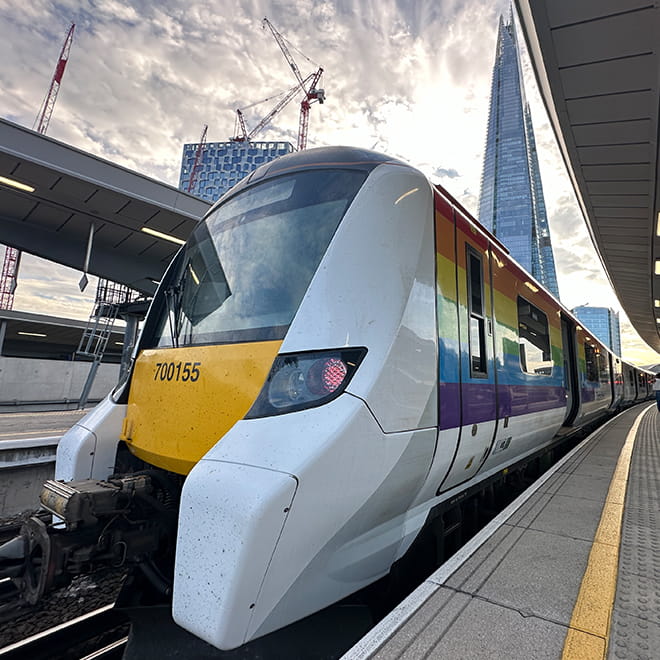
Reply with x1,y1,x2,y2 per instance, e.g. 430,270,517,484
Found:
153,361,201,382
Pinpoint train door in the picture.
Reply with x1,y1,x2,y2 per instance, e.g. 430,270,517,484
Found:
638,371,648,400
561,315,579,425
438,217,497,492
610,356,623,409
622,364,635,403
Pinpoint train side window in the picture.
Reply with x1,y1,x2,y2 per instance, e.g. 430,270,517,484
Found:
517,296,552,375
597,351,610,382
584,343,599,382
467,247,487,377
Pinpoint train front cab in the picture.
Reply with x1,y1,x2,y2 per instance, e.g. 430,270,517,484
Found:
169,156,442,649
57,152,441,650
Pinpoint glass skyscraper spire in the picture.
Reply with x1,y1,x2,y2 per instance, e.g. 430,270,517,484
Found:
478,13,560,299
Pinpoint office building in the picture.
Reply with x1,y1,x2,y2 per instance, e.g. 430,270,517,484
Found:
179,141,294,203
572,306,622,356
478,13,560,299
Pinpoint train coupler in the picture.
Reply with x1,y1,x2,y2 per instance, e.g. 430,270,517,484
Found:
0,472,179,610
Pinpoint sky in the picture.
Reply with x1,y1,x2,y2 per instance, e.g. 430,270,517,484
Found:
0,0,658,366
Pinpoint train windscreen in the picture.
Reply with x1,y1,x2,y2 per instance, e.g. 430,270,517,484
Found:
146,169,366,347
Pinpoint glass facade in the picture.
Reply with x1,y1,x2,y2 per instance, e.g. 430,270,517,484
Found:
478,15,560,299
179,141,294,203
572,306,622,356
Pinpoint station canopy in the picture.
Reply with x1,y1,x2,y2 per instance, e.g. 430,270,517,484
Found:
516,0,660,353
0,118,211,296
0,309,125,362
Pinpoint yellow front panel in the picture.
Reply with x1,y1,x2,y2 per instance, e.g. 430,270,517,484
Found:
121,341,282,474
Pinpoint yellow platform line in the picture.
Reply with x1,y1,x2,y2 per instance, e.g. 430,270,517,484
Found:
562,404,653,659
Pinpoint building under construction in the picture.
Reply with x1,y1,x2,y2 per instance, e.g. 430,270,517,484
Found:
179,140,294,202
178,17,323,203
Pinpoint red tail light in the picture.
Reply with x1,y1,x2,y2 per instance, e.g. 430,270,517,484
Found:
306,357,348,395
245,348,367,418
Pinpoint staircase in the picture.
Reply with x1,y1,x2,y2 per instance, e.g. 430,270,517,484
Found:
77,279,139,408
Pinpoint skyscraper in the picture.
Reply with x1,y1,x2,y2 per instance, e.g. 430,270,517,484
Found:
478,13,560,299
179,140,294,203
572,306,622,356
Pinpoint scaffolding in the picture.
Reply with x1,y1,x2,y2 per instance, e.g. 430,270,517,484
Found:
77,279,142,408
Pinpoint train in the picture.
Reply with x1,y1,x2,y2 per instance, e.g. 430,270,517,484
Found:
0,146,653,651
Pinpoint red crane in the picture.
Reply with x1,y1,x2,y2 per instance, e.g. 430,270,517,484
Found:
186,124,208,194
34,23,76,134
0,22,75,310
262,18,325,150
231,76,316,143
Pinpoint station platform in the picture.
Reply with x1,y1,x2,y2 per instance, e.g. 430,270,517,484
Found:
0,409,87,441
0,409,87,516
342,401,658,660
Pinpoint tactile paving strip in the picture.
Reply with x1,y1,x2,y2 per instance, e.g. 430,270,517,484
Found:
608,408,660,660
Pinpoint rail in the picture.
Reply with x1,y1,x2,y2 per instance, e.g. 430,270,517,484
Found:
0,605,129,660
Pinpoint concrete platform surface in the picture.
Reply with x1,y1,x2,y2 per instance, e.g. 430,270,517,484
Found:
342,402,658,660
0,409,88,441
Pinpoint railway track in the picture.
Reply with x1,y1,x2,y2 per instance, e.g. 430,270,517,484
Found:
0,605,129,660
0,511,49,544
0,561,125,651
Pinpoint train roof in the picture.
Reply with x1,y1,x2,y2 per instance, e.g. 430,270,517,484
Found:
209,146,410,211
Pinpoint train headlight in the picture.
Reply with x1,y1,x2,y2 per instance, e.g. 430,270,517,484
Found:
245,348,367,418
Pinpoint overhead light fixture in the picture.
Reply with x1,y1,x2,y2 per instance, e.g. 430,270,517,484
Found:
17,331,47,338
141,226,186,245
656,259,660,275
657,212,660,237
0,175,35,193
524,281,539,293
655,300,660,308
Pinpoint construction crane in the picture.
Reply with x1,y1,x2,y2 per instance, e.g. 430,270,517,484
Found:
0,22,75,310
34,23,76,134
262,17,325,150
186,124,208,193
231,76,316,143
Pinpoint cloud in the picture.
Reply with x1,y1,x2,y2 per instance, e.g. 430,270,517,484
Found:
12,253,97,319
1,0,657,366
1,0,510,183
432,166,460,179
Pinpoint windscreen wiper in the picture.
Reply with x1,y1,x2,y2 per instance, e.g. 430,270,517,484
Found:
164,281,183,348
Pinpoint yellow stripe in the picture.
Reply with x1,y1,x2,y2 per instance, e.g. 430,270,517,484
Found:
123,341,282,474
562,404,653,659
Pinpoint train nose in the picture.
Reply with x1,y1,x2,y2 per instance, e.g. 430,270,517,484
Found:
172,460,298,650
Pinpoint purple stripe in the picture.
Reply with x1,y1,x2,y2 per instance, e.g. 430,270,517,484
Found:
439,382,566,430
